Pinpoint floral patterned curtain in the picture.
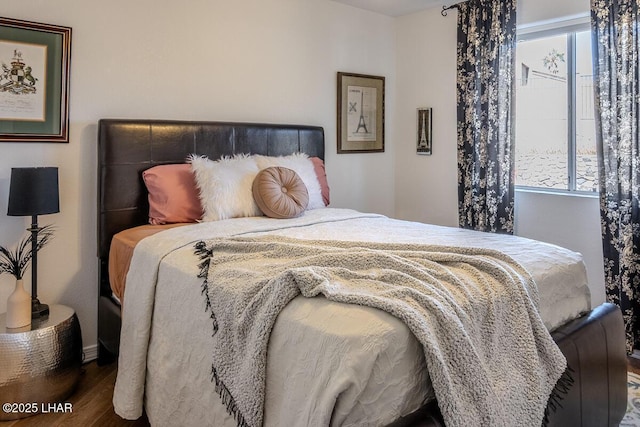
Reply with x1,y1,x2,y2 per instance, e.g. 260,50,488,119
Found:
457,0,517,234
591,0,640,353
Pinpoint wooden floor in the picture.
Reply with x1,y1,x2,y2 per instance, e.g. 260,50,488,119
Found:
0,361,149,427
2,357,639,427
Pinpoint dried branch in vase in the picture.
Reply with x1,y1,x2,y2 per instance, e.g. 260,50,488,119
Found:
0,224,55,280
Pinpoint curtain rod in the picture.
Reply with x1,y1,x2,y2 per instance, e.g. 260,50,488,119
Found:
441,3,462,16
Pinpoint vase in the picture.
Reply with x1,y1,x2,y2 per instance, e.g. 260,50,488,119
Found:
6,278,31,329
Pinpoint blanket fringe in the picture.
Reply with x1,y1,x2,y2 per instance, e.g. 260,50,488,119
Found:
542,364,575,426
212,364,250,427
195,241,218,333
197,241,249,427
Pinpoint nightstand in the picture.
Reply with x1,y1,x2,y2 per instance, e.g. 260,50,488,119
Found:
0,304,82,420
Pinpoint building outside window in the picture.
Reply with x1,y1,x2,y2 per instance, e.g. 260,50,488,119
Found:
515,25,596,193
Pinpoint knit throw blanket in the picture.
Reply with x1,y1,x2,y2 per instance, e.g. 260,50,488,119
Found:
195,236,566,427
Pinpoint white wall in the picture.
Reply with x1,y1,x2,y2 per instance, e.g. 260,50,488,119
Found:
394,8,458,228
394,0,606,306
0,0,396,355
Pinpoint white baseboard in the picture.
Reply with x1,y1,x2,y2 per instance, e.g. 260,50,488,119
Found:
83,344,98,363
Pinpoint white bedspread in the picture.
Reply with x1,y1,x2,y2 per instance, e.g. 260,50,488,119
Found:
113,208,591,427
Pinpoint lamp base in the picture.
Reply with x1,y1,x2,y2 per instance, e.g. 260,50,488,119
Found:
31,299,50,319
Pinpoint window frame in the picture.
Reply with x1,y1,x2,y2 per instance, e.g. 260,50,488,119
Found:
515,19,596,195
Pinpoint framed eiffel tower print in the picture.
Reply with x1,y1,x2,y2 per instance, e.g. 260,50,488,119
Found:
0,17,71,143
337,72,384,153
416,107,432,155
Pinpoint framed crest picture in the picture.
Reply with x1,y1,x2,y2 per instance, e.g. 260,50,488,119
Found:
337,72,384,153
416,107,432,155
0,17,71,143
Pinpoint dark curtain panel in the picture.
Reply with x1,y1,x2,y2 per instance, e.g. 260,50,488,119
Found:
591,0,640,354
456,0,517,234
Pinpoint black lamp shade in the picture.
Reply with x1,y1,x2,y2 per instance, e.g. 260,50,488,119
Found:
7,167,60,216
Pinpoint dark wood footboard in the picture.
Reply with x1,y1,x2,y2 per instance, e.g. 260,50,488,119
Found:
547,302,627,427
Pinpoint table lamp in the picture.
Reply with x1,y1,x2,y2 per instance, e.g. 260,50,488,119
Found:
7,167,59,318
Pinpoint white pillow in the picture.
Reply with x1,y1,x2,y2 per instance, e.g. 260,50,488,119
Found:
189,154,262,221
254,153,324,209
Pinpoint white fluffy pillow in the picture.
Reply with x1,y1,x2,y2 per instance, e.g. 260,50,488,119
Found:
189,154,262,221
254,153,324,209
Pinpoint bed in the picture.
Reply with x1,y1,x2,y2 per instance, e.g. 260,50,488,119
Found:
97,119,628,427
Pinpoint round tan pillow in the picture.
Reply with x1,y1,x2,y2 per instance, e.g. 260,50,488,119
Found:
252,167,309,219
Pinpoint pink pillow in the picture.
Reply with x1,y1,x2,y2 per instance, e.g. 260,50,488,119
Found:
142,164,204,224
310,157,330,206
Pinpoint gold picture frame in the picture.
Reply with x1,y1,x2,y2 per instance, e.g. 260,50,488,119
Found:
337,72,384,153
0,17,72,143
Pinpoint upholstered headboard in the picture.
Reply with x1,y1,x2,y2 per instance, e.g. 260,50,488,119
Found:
97,119,325,297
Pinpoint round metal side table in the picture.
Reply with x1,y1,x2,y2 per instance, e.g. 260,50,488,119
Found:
0,304,82,420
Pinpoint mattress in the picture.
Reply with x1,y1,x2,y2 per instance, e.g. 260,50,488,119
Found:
113,208,591,427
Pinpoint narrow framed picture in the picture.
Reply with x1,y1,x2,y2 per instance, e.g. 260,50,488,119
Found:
416,107,432,155
0,17,72,143
337,72,385,153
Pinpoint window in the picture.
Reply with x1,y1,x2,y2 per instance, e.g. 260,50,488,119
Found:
515,25,597,193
